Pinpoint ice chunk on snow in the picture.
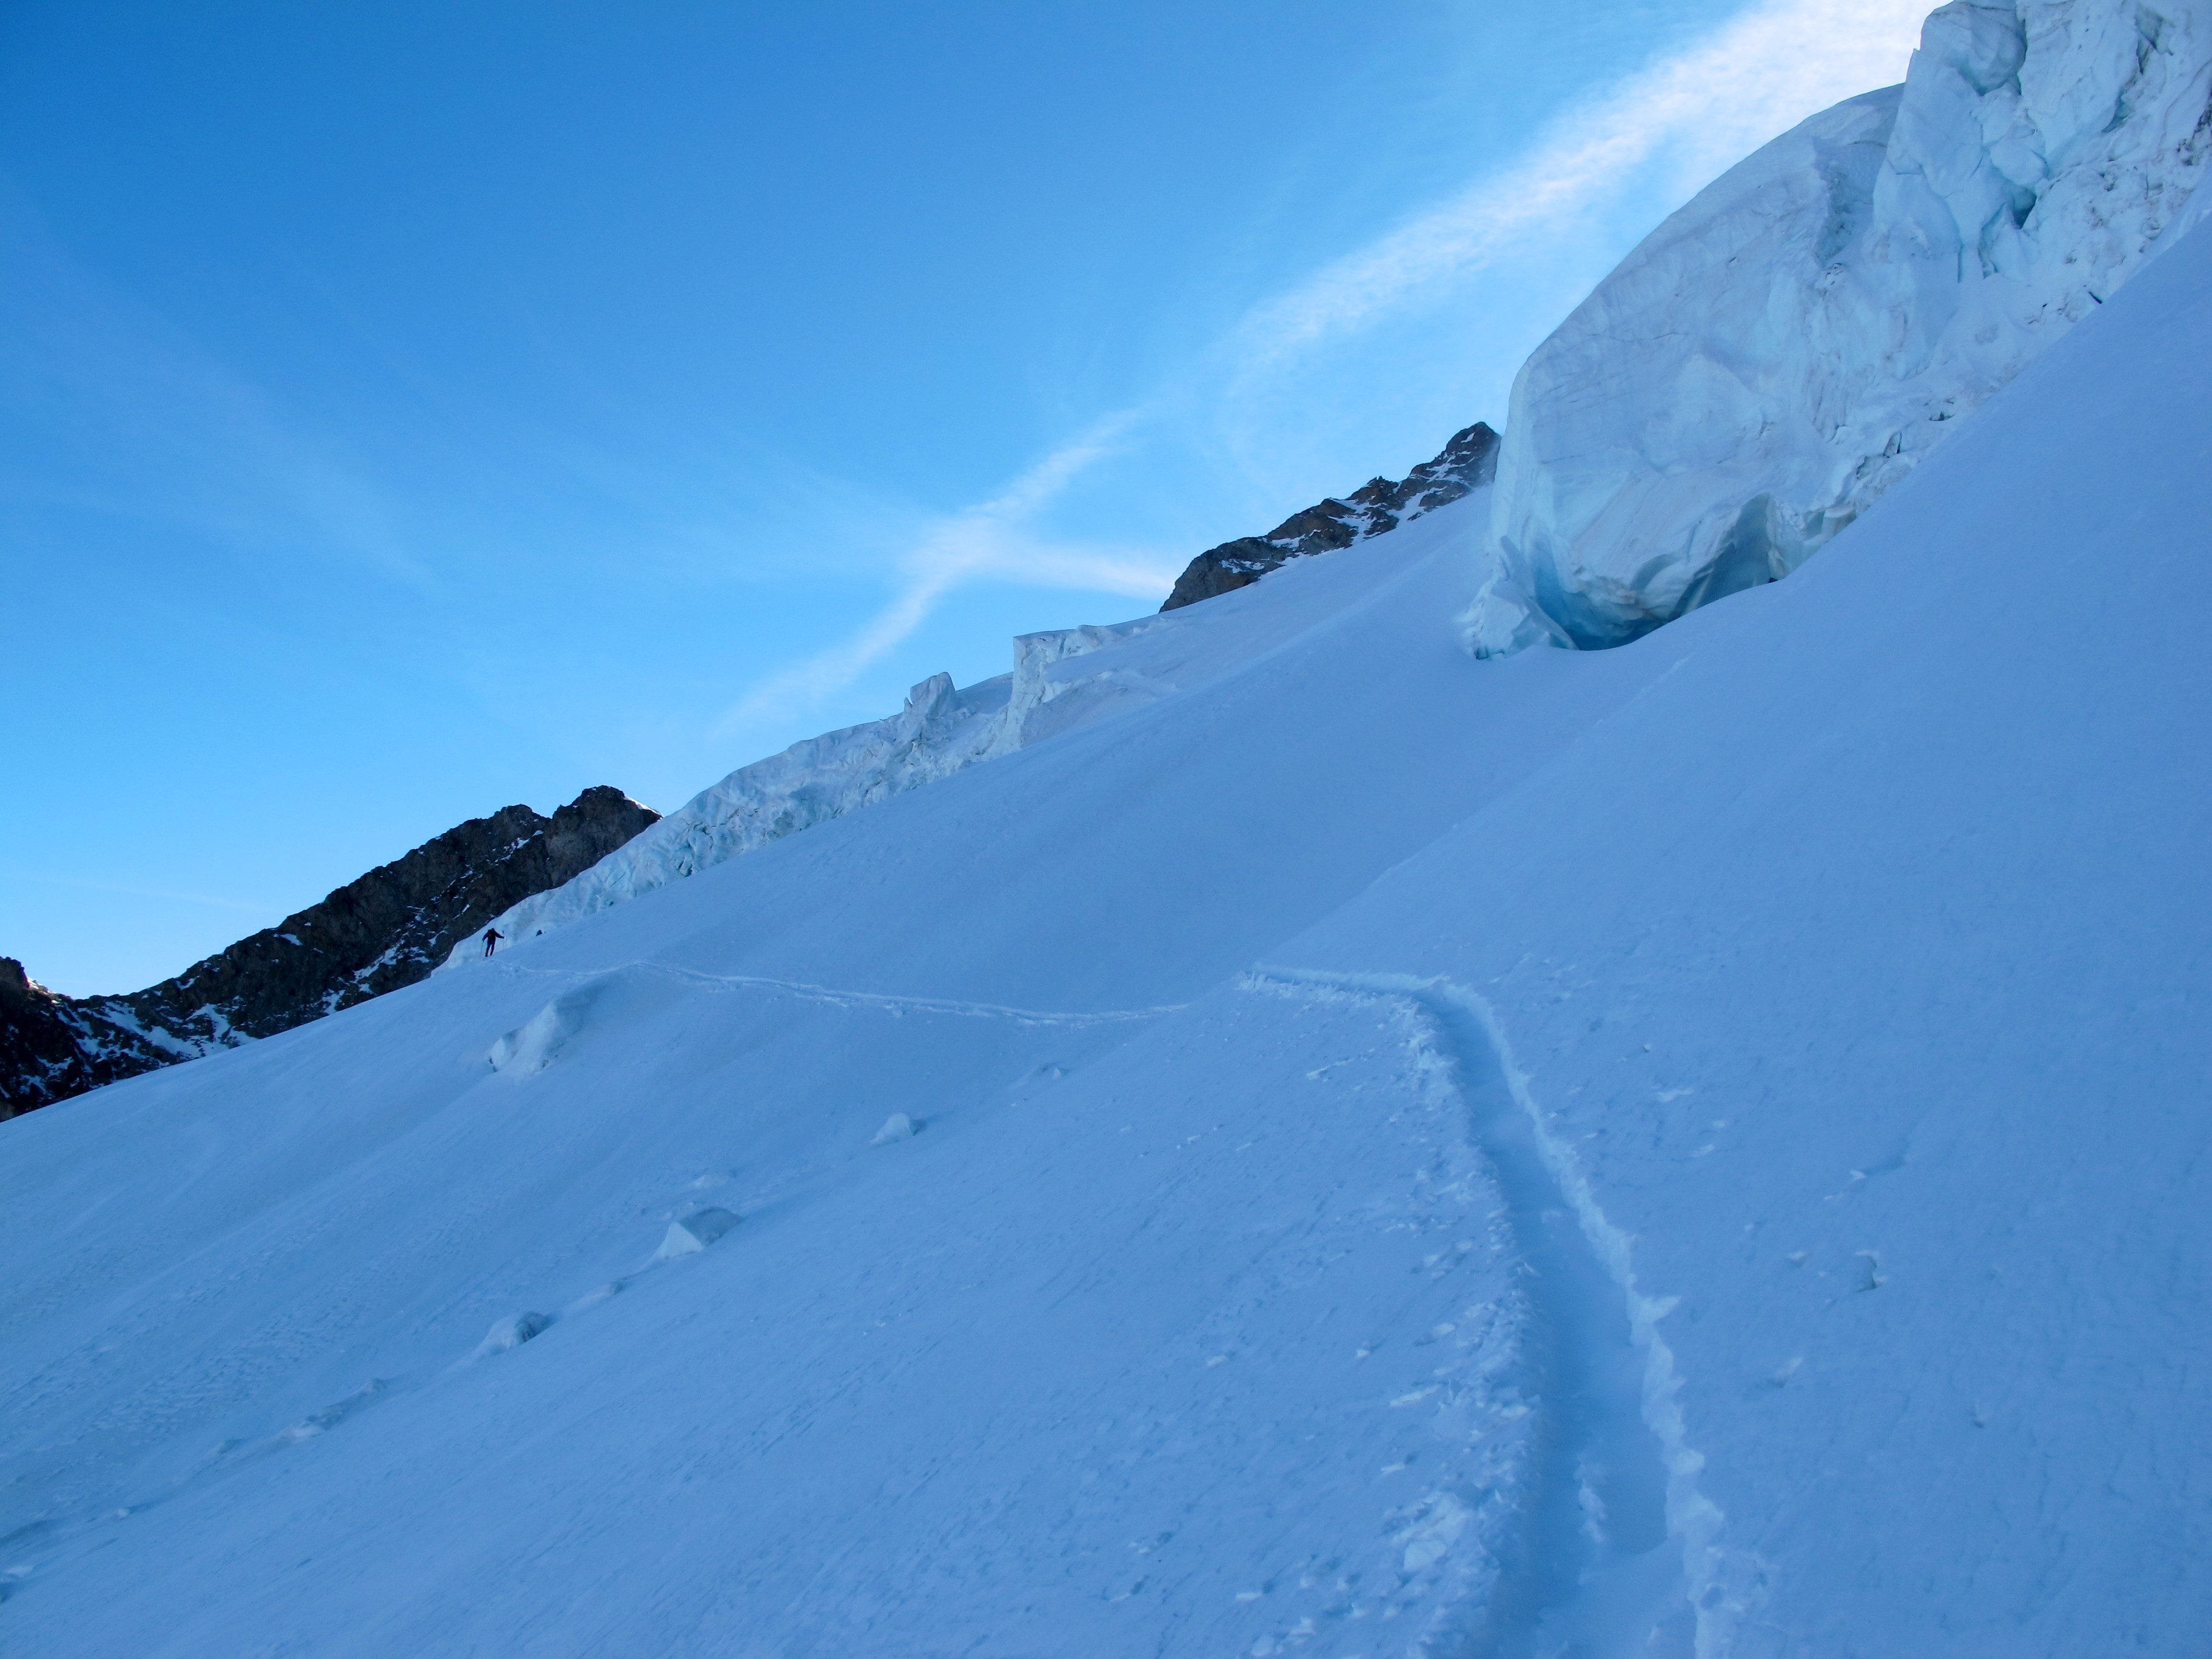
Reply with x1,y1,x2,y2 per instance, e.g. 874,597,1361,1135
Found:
870,1112,919,1144
1477,1,2212,652
1396,1490,1473,1574
655,1207,740,1260
472,1312,552,1359
983,620,1164,757
488,988,597,1075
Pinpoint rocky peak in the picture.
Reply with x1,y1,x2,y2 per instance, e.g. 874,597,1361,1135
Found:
0,785,659,1119
0,957,177,1120
1160,422,1498,612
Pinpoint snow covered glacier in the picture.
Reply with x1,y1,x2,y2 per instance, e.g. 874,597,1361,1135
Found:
468,0,2212,969
7,218,2212,1652
1468,0,2212,653
11,3,2212,1652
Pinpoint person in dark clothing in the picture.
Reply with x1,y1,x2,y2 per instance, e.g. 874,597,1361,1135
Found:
483,927,503,957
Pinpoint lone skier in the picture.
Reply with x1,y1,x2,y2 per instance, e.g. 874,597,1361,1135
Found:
483,927,503,957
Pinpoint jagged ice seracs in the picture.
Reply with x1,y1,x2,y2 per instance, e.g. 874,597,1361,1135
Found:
1467,0,2212,653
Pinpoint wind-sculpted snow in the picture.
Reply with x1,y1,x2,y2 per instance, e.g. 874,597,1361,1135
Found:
1470,0,2212,654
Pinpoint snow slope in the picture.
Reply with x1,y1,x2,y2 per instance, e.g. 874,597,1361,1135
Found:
475,0,2212,974
1470,0,2212,653
446,569,1382,968
5,200,2212,1659
468,0,2212,956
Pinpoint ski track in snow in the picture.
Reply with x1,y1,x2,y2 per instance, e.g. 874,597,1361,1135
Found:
488,959,1185,1028
1247,968,1762,1658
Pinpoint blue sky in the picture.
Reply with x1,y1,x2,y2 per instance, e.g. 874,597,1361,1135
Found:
1,0,1923,993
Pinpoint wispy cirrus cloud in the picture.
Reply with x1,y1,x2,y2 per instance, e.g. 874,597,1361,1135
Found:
716,413,1180,733
1230,0,1927,372
726,0,1929,732
4,866,272,916
0,178,437,594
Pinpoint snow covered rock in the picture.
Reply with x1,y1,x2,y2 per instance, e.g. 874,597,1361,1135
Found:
655,1207,740,1259
0,957,179,1120
1161,422,1498,611
1474,0,2212,652
1,787,657,1117
870,1111,919,1144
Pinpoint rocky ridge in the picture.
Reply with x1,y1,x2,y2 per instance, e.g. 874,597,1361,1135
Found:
1159,421,1498,611
0,786,657,1118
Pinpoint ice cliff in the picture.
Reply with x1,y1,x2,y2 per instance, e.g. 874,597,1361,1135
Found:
1468,0,2212,654
449,674,1017,965
441,598,1269,967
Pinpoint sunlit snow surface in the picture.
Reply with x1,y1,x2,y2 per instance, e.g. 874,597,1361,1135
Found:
6,223,2212,1654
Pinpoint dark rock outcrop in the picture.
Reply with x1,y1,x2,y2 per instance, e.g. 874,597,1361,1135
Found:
0,957,179,1113
0,786,658,1119
1161,422,1499,611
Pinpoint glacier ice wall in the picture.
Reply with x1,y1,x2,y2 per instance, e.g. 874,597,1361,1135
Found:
441,594,1279,967
1470,0,2212,654
444,669,1019,968
445,642,1142,969
444,619,1168,967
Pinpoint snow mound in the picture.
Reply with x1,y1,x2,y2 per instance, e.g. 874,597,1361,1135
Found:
870,1111,918,1144
487,988,596,1074
655,1207,740,1260
1472,0,2212,653
472,1312,553,1359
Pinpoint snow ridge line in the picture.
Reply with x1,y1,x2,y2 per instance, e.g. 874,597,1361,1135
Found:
487,959,1186,1028
1247,968,1761,1658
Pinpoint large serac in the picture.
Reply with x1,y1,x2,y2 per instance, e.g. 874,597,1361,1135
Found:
1469,0,2212,655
